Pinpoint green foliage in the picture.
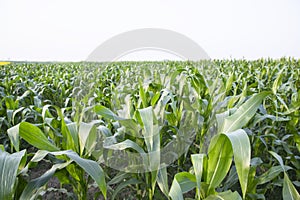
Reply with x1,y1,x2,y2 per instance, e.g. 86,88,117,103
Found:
0,150,26,200
0,59,299,199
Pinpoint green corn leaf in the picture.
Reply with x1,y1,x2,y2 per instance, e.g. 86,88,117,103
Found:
42,105,76,151
0,150,26,200
139,106,160,171
7,125,20,152
225,129,251,199
225,72,235,94
139,81,148,108
220,92,270,133
151,91,161,106
7,122,59,152
103,139,145,154
257,165,292,185
103,139,149,172
94,105,124,120
78,122,97,156
67,122,79,153
169,172,196,200
272,67,286,95
139,106,155,151
269,151,285,169
169,177,183,200
283,173,300,200
207,134,233,194
191,154,205,200
107,172,131,185
204,190,242,200
59,150,107,199
157,167,169,198
151,170,159,198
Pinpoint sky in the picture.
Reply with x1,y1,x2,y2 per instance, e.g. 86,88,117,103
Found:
0,0,299,61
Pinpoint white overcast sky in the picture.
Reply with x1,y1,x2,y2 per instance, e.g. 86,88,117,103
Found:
0,0,299,61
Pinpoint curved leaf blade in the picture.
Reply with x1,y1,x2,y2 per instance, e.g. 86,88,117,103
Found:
169,172,196,200
207,134,233,194
221,92,270,133
225,129,251,199
157,167,169,198
61,150,107,199
204,190,242,200
0,150,26,200
78,122,96,156
103,139,145,154
57,150,106,198
191,154,205,200
94,105,124,120
20,162,70,200
283,173,300,200
8,122,59,152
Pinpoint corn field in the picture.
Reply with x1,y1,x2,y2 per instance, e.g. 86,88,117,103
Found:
0,58,299,199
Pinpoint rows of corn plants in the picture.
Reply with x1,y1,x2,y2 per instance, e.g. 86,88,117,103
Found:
0,58,299,199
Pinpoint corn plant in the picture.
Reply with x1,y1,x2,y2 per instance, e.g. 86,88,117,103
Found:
168,92,270,199
7,116,107,199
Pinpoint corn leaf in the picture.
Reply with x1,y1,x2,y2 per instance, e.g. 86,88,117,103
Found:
0,150,26,200
157,167,169,198
169,172,196,200
258,165,292,185
191,154,205,200
94,105,124,120
59,150,107,199
207,134,233,194
78,122,97,156
220,92,270,133
283,173,300,200
8,122,59,152
204,190,242,200
225,129,250,199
